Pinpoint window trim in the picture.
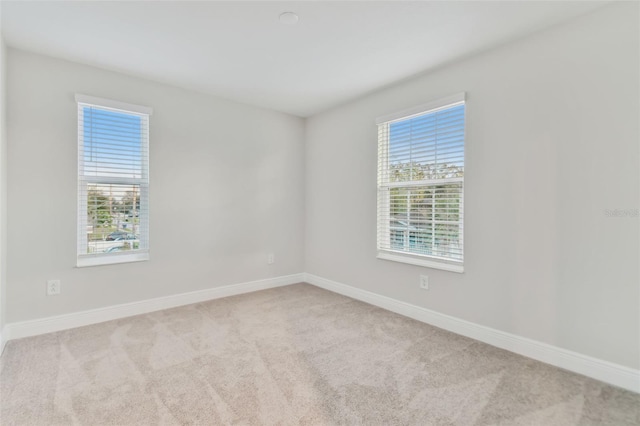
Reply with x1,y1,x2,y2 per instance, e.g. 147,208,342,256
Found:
76,94,152,268
376,92,466,273
77,251,149,268
75,94,153,116
376,93,465,125
376,251,464,273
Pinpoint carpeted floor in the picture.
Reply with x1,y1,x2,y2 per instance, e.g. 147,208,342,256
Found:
1,283,638,425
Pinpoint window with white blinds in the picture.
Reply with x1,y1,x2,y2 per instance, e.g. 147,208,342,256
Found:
377,93,465,273
76,94,152,267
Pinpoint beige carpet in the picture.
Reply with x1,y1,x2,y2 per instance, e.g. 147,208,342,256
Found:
1,283,638,425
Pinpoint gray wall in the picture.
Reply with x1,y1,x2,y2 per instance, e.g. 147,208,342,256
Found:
304,3,639,369
0,6,7,338
6,49,305,322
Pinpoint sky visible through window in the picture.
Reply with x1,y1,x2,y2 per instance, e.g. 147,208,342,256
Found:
83,106,143,179
388,104,465,177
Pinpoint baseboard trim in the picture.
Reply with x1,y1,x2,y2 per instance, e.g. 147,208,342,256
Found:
304,273,640,393
3,271,638,393
4,273,305,341
0,327,6,355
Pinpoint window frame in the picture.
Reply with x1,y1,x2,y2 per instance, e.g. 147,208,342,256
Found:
76,94,152,267
376,93,466,273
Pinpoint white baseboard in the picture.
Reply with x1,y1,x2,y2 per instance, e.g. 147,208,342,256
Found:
304,273,640,394
0,327,6,355
4,273,305,341
3,271,638,393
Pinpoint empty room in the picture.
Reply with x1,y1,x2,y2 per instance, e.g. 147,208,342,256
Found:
0,1,638,425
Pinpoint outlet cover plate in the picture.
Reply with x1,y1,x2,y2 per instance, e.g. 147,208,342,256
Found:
419,275,429,290
47,279,61,296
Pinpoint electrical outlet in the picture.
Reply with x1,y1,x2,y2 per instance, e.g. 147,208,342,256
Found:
268,253,275,265
47,279,61,296
419,275,429,290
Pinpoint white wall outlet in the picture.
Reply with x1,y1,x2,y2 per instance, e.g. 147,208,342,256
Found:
267,253,275,265
419,275,429,290
47,279,61,296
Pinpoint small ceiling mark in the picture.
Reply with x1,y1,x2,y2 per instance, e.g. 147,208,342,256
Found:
279,12,299,25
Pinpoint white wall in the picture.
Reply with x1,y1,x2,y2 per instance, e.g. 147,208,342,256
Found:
0,5,7,343
305,3,639,369
6,49,305,322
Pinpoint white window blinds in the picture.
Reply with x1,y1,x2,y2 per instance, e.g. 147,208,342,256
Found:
377,93,465,272
76,95,152,267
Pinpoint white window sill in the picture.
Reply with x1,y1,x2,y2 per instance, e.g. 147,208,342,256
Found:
77,251,149,268
377,250,464,273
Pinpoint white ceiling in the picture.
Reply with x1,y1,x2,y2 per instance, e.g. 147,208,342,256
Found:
1,1,608,117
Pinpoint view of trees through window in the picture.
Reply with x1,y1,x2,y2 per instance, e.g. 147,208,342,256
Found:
86,184,141,253
388,162,463,259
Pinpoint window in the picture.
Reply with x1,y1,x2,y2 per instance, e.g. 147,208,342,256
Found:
377,93,465,273
76,94,152,267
